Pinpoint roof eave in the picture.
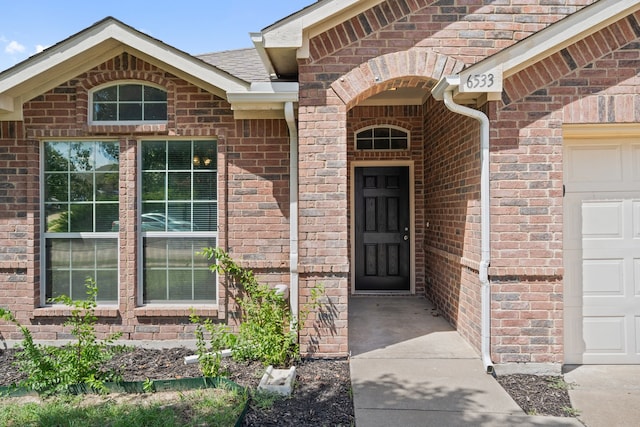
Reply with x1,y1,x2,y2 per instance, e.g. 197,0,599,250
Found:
435,0,640,105
0,18,251,119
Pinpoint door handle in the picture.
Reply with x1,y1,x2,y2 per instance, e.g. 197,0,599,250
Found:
403,235,409,241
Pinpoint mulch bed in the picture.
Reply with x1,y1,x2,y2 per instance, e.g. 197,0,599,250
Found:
496,373,576,418
0,345,577,422
0,346,354,426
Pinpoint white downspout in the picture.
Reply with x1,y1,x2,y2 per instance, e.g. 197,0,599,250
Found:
442,90,494,375
284,101,299,326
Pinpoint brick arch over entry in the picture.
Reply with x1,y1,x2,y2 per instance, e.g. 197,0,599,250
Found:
330,49,466,109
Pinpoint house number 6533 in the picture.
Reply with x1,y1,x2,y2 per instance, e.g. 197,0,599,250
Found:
465,73,495,90
459,68,503,93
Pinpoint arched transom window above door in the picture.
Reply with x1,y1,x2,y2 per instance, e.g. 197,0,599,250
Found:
355,126,409,151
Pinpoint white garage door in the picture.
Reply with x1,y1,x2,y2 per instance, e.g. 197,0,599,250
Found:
564,136,640,364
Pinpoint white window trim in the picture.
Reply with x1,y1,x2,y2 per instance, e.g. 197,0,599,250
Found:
40,140,120,306
136,139,219,307
88,80,168,126
354,124,410,151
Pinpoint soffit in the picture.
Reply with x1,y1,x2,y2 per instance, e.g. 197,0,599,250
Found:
0,17,250,120
257,0,385,78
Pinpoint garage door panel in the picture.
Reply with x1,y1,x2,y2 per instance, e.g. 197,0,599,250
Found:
582,201,623,238
566,144,623,187
633,144,640,181
583,317,626,353
634,201,640,237
564,136,640,364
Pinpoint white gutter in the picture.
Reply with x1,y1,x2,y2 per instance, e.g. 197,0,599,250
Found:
433,76,493,374
284,101,299,328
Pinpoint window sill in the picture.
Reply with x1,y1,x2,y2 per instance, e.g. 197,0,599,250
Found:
134,305,218,317
33,306,120,318
86,123,169,134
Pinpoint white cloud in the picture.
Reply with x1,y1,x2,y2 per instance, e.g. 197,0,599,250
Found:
5,40,25,54
34,44,47,54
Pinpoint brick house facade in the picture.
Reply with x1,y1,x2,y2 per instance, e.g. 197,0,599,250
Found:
1,0,639,370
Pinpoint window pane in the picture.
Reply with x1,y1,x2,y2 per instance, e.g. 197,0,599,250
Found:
167,204,192,230
45,173,68,202
194,141,216,170
142,141,166,170
95,203,119,232
95,142,119,169
70,173,93,201
357,139,373,150
45,204,69,232
144,103,167,121
194,269,215,300
46,238,117,303
391,139,408,150
144,270,167,301
49,270,70,299
143,237,216,303
69,204,94,232
93,87,117,102
96,173,119,201
168,141,192,170
144,86,167,101
45,142,69,171
119,103,142,121
70,142,94,171
94,103,117,121
193,173,216,200
119,84,142,101
168,270,192,300
168,172,191,200
71,239,96,269
142,172,166,200
96,270,118,301
374,128,391,138
193,203,217,231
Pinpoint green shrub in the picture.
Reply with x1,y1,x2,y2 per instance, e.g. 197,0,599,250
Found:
189,311,236,377
0,278,124,396
199,247,323,367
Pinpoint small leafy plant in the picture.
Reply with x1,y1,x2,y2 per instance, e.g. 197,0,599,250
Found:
199,247,323,367
189,311,236,377
0,278,124,396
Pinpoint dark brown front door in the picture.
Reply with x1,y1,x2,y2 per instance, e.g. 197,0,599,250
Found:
354,166,410,291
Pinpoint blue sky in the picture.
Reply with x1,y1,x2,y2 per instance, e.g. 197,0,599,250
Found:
0,0,315,72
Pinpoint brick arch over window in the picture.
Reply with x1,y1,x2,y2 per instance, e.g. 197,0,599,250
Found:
76,70,176,128
330,49,466,109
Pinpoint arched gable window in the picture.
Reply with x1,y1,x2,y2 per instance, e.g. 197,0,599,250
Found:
355,126,409,150
90,83,167,124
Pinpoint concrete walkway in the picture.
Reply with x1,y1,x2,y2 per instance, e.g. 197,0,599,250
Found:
565,365,640,427
348,296,582,426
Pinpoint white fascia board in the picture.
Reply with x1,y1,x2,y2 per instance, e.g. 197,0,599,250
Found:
466,0,640,78
261,0,384,50
0,19,248,99
0,94,15,113
431,76,461,101
227,82,299,105
251,32,278,79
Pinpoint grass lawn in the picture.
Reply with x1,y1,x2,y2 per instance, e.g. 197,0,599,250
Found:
0,387,247,427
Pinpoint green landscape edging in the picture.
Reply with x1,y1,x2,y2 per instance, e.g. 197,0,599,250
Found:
0,376,250,426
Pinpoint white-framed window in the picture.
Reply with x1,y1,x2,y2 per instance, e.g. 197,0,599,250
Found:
355,125,409,150
90,82,167,124
43,140,119,303
140,139,218,304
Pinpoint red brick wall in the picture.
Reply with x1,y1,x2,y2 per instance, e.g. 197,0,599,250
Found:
487,13,640,364
0,53,291,342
